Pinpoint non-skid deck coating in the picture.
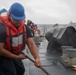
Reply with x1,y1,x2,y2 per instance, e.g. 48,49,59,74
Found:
23,38,76,75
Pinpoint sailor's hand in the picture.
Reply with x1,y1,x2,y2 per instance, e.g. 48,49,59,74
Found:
16,53,27,59
34,58,41,67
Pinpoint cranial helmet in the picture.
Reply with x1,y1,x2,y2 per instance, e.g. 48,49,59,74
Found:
9,2,26,20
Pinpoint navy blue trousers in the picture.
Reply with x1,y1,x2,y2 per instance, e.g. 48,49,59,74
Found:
0,57,25,75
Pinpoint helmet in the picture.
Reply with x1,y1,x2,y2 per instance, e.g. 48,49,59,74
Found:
9,3,26,20
32,22,34,25
27,20,32,26
0,8,7,14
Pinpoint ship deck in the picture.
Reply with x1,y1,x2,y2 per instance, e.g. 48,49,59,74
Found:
23,37,76,75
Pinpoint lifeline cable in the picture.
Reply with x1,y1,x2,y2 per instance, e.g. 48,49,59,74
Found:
26,55,51,75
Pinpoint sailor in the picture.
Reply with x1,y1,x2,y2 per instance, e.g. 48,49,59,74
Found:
0,2,41,75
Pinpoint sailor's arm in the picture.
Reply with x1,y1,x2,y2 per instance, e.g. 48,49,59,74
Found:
0,43,26,59
27,38,41,67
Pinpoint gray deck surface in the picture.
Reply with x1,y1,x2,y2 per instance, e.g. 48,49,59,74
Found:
23,38,76,75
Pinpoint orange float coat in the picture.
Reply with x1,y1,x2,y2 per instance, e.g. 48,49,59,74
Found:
34,29,40,37
0,13,27,54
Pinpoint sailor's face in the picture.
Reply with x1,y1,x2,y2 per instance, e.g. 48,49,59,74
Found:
10,16,22,28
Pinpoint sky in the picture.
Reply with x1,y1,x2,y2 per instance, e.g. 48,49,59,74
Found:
0,0,76,24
